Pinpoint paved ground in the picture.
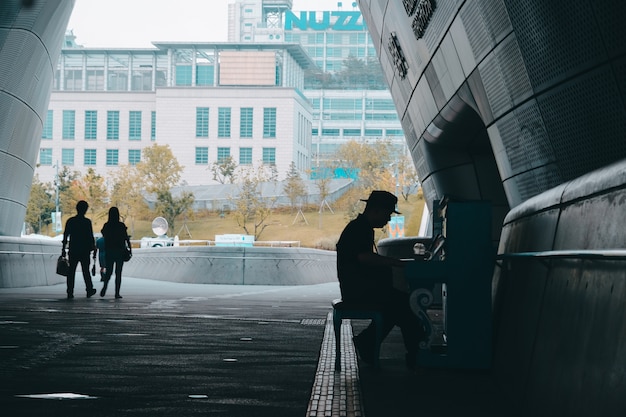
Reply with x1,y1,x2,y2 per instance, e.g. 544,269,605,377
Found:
0,278,512,417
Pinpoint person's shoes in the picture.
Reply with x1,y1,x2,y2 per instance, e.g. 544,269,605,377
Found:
87,288,97,298
353,335,375,365
67,293,74,299
115,294,123,299
100,287,107,297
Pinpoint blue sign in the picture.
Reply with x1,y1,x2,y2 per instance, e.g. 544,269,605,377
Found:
285,11,364,31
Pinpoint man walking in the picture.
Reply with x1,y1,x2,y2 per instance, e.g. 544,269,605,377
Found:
62,200,97,299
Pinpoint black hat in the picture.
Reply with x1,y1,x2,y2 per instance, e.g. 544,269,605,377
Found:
361,190,401,214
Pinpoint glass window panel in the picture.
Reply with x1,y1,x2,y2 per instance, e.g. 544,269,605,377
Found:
107,111,119,140
195,147,209,164
106,149,119,166
263,107,276,138
84,149,97,166
175,65,192,86
217,147,230,162
62,110,75,139
262,147,276,165
196,107,209,137
218,107,231,138
39,148,53,165
129,111,142,140
128,149,141,165
151,111,156,141
42,110,53,139
84,110,97,140
61,148,74,165
240,108,253,138
239,147,252,165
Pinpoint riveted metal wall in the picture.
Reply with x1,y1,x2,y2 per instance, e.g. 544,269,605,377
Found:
0,0,74,236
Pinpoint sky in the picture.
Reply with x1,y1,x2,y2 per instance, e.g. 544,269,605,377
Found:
66,0,361,48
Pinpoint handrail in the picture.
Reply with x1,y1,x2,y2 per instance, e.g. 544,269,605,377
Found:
497,249,626,261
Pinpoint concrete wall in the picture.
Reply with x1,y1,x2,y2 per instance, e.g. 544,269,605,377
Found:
0,236,64,288
123,246,337,286
0,242,337,288
493,159,626,416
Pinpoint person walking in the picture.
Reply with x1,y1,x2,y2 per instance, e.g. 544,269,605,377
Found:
100,207,131,299
95,235,106,281
61,200,97,299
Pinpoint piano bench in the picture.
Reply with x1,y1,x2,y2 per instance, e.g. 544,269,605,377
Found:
332,299,384,371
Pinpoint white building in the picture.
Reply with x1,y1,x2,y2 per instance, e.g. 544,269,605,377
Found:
36,42,314,186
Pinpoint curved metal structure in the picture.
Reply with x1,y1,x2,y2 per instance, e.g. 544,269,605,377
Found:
0,0,74,236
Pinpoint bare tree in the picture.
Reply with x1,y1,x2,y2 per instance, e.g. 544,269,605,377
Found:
230,166,276,240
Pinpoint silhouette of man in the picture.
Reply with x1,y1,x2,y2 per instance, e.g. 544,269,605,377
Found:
62,200,97,299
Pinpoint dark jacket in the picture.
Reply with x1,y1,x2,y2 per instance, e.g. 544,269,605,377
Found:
62,215,95,256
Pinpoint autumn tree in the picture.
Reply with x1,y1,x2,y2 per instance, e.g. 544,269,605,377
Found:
136,144,194,229
68,168,109,221
110,164,148,235
335,139,394,190
210,155,237,184
283,161,306,211
56,166,79,216
230,165,277,240
395,152,420,201
25,175,55,234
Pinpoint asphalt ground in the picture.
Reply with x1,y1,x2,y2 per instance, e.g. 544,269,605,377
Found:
0,278,511,417
0,278,339,417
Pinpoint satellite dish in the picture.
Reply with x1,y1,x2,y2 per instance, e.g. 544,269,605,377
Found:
151,217,169,236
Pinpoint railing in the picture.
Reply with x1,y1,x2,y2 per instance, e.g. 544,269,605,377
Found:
496,249,626,263
130,240,301,248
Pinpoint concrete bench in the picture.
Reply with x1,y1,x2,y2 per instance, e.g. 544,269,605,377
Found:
332,299,384,371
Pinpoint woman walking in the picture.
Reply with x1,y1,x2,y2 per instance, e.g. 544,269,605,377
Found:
101,207,132,298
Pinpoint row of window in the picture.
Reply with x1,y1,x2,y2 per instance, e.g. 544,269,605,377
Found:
195,107,276,138
39,148,141,167
311,128,404,137
42,110,156,141
194,146,276,166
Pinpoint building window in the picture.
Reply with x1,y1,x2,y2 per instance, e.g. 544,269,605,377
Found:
128,149,141,165
175,65,192,86
240,107,253,138
85,110,97,140
218,107,231,138
262,147,276,165
196,65,214,86
151,111,156,141
364,129,383,137
39,148,53,165
239,147,252,165
322,128,340,136
386,129,404,136
61,148,74,166
107,111,119,140
217,147,231,163
196,107,209,137
106,149,119,166
263,107,276,138
62,110,75,139
42,110,53,139
129,111,142,140
344,128,362,136
84,149,97,166
195,147,209,165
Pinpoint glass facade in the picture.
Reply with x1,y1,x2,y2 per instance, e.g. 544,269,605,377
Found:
263,107,276,138
84,149,97,166
106,149,119,166
217,147,230,162
151,111,156,141
218,107,231,138
61,148,74,165
40,148,52,165
42,110,53,139
262,147,276,165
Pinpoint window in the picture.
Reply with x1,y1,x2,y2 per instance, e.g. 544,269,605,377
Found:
195,147,209,164
39,148,52,165
175,65,192,86
263,107,276,138
322,128,340,136
217,147,230,163
239,147,252,165
128,149,141,165
61,148,74,165
107,111,119,140
84,149,97,166
151,111,156,141
344,128,362,136
106,149,119,166
129,111,142,140
364,129,383,136
262,147,276,165
62,110,75,139
218,107,231,138
240,107,253,138
42,110,53,139
196,65,214,86
386,129,404,136
85,110,97,140
196,107,209,137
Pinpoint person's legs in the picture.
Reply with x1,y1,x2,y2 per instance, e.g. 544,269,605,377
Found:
66,256,78,298
384,289,425,369
101,256,114,296
78,256,95,296
114,260,123,298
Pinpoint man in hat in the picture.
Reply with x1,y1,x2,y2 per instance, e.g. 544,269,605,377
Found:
336,190,424,369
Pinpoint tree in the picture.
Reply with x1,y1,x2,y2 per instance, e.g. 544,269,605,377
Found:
154,190,195,233
283,161,306,211
110,164,148,235
56,166,79,217
395,153,420,201
69,168,109,221
210,155,237,184
335,139,394,190
230,166,276,240
25,175,55,234
136,144,184,194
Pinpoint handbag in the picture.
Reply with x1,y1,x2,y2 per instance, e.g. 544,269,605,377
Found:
56,256,70,276
123,247,132,262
